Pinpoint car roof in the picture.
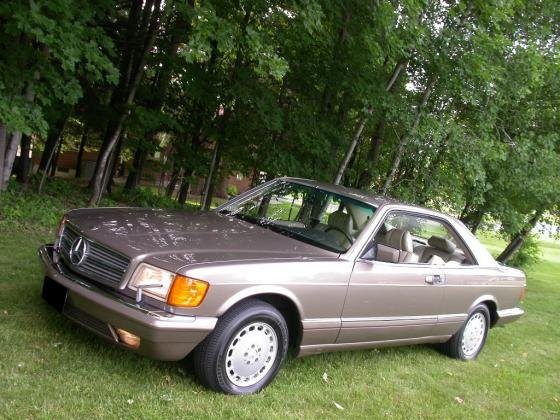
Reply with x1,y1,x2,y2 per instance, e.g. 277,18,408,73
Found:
282,177,406,208
282,177,464,223
281,178,498,266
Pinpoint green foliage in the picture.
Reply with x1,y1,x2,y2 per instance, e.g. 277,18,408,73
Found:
111,187,197,211
509,235,543,269
0,0,558,258
0,0,117,136
0,178,114,232
0,179,193,233
226,184,239,197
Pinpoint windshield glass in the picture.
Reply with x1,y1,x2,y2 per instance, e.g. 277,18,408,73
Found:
219,181,376,253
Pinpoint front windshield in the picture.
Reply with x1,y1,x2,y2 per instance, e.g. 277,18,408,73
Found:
219,181,376,253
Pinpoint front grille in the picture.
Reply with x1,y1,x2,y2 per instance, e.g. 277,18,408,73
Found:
64,302,115,341
59,224,130,288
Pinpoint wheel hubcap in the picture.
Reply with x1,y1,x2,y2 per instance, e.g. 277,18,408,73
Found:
461,312,486,357
225,321,278,387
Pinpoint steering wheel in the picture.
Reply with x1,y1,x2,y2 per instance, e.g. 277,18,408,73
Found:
325,226,354,245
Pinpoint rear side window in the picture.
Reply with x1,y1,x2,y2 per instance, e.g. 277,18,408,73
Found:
372,212,474,266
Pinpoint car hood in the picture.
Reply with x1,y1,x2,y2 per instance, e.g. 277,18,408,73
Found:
65,208,337,272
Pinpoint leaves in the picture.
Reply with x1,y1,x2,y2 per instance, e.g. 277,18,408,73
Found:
0,0,117,135
0,0,558,239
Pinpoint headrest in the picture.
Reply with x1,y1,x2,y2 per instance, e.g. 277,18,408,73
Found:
378,223,389,235
384,228,413,253
428,236,456,254
328,210,352,233
427,255,445,265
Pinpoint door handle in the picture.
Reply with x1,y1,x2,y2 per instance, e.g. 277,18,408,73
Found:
425,274,445,285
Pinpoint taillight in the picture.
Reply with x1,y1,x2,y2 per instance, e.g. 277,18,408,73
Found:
519,287,528,301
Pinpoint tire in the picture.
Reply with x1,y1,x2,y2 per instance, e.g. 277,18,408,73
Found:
441,304,490,360
193,298,289,395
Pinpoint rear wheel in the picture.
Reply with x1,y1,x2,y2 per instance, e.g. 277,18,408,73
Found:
441,304,490,360
193,299,288,394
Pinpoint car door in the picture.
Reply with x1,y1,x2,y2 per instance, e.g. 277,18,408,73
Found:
337,211,445,344
432,265,498,337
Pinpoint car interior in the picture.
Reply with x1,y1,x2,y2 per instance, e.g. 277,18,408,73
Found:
230,182,377,253
372,216,473,266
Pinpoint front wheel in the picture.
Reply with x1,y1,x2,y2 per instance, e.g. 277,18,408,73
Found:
193,299,288,394
441,304,490,360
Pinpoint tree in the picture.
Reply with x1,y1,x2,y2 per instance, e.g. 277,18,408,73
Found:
0,0,117,191
89,0,165,205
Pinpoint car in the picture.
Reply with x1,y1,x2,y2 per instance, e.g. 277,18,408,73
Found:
38,177,526,394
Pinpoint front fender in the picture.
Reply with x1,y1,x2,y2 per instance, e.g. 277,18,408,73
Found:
216,285,304,319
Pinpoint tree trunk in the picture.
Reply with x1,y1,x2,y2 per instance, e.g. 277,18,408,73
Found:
201,141,221,210
49,138,63,177
75,126,88,178
125,14,186,193
38,132,63,193
333,112,369,185
166,166,180,198
106,138,124,194
497,208,545,264
465,209,485,234
177,169,194,205
124,147,147,191
381,78,435,195
334,61,406,186
38,113,69,172
459,200,471,221
89,0,163,206
357,62,408,190
88,1,143,188
1,75,38,189
0,125,6,191
15,134,31,183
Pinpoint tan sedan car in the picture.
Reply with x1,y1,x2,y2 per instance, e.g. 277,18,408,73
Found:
39,177,525,394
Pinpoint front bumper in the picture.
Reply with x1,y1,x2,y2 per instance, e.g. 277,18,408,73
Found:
38,245,217,361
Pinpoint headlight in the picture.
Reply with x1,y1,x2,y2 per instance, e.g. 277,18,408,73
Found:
130,263,176,300
130,263,209,307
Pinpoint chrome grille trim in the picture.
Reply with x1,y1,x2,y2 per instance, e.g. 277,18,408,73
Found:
59,224,130,288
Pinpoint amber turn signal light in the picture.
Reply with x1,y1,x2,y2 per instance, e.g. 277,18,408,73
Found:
115,328,141,349
167,275,209,307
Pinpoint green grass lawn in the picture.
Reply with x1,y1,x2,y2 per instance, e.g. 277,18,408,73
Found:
1,224,559,418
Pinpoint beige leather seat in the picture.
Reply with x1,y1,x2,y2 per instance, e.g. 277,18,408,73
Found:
327,210,353,247
416,236,464,264
376,228,419,263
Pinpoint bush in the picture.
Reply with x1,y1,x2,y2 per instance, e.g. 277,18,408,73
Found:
1,179,79,232
508,234,542,269
226,184,238,198
111,186,179,209
0,178,120,233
